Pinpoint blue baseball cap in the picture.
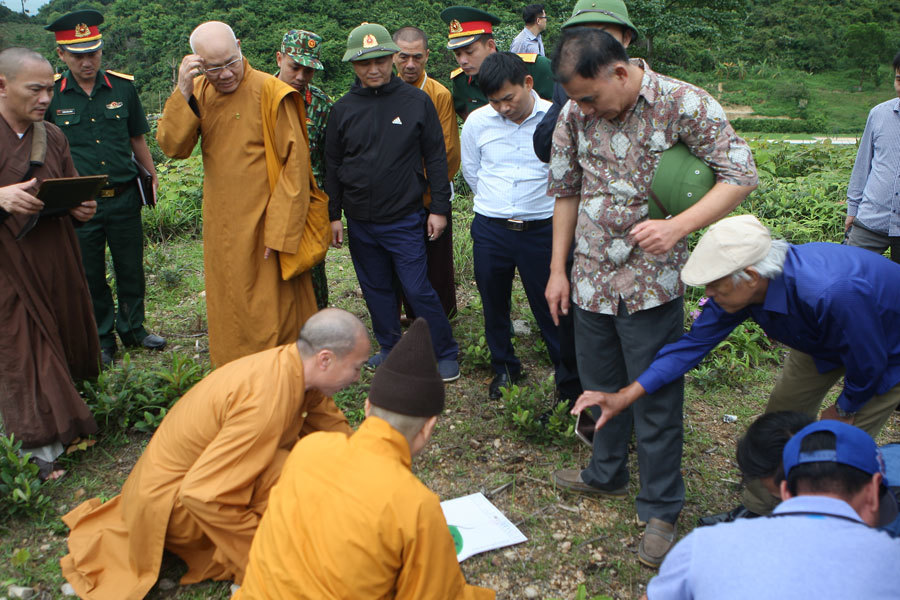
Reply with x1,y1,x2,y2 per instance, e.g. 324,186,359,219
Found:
783,420,897,526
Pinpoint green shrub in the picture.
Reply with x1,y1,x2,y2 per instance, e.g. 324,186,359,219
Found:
501,377,574,445
0,435,51,521
142,155,205,242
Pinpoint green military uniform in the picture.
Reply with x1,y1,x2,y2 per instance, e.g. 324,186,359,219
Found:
278,29,332,309
45,10,152,353
449,54,554,120
441,5,555,120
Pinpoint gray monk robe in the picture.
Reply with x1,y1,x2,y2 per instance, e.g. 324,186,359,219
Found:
0,115,99,448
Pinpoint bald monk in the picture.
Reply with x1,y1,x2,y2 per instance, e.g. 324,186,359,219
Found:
235,318,495,600
0,48,99,481
60,308,371,600
156,21,325,367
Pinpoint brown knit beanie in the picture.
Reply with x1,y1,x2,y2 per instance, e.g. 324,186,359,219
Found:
369,318,445,416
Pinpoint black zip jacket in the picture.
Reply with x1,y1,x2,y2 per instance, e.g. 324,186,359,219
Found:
325,75,451,223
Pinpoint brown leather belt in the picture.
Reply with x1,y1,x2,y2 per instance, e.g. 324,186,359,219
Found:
97,182,132,198
486,216,552,232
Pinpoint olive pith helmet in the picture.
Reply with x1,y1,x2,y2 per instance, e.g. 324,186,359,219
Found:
649,143,715,220
563,0,639,40
440,6,501,50
342,22,400,62
45,9,104,53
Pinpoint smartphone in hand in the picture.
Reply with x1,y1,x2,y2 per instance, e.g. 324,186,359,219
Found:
575,409,597,447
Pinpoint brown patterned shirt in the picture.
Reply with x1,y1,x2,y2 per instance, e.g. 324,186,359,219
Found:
548,59,758,315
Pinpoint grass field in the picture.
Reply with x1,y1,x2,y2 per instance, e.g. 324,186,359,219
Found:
1,142,899,600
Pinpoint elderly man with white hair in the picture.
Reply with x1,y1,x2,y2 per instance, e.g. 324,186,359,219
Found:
157,21,326,368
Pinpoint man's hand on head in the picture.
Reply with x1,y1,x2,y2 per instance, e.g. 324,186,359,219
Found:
178,54,206,101
0,179,43,215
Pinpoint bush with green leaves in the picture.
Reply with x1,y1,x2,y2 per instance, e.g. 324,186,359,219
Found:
141,155,205,242
0,435,51,521
501,377,574,444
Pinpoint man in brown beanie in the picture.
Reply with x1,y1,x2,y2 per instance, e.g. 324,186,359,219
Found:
235,318,495,599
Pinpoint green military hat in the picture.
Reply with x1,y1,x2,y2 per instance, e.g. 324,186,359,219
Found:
343,22,400,62
281,30,325,70
440,6,501,50
563,0,639,39
649,143,715,220
45,9,104,53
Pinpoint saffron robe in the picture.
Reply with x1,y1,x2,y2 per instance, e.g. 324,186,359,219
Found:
235,417,496,600
156,60,317,367
59,343,351,600
0,115,99,447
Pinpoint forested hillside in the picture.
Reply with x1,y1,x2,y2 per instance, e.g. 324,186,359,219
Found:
2,0,899,126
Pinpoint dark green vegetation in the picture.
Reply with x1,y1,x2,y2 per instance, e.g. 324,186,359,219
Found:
2,141,898,599
2,0,899,130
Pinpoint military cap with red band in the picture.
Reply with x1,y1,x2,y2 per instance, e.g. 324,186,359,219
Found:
440,6,501,50
45,9,104,53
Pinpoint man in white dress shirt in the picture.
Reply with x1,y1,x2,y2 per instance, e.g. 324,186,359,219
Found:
461,51,570,400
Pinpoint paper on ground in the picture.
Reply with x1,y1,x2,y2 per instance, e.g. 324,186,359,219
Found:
440,492,527,562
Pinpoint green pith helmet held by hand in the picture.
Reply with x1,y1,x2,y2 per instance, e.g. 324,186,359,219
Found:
281,30,325,70
563,0,639,40
440,6,501,50
649,143,715,220
342,22,401,62
45,9,104,53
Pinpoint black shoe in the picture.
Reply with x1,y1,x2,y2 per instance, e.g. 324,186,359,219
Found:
100,347,115,368
489,371,524,400
697,504,761,527
140,333,166,350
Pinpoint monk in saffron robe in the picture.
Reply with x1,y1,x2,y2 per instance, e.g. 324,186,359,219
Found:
235,319,494,600
156,21,324,367
0,48,99,479
60,309,371,600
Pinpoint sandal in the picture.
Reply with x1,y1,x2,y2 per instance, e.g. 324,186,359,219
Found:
30,456,66,482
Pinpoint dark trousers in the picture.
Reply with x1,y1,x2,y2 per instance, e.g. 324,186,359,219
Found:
557,251,583,403
347,211,458,361
400,215,457,319
471,213,567,384
575,299,685,524
75,185,147,350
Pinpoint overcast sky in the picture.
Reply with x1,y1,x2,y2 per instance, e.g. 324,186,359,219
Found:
2,0,50,16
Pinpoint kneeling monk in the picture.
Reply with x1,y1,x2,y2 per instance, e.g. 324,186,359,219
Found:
235,318,494,599
60,308,371,599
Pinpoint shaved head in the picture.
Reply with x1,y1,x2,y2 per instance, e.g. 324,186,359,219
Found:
189,21,238,55
297,308,368,358
0,48,51,81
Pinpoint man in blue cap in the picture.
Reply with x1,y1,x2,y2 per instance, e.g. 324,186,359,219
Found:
45,9,164,367
646,420,900,599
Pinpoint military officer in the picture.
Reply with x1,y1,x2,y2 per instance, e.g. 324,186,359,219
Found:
440,5,554,121
275,29,332,310
45,9,164,366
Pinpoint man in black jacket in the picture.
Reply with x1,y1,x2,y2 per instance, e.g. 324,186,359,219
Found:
326,23,460,382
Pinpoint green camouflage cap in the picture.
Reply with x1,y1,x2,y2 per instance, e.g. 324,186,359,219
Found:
563,0,639,39
281,30,325,70
45,9,104,53
440,6,501,50
343,22,400,62
649,143,715,220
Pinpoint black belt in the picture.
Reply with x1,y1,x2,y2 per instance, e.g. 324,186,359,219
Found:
485,216,552,232
97,182,132,198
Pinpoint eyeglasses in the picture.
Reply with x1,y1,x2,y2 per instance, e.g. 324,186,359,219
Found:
203,53,242,77
537,15,548,21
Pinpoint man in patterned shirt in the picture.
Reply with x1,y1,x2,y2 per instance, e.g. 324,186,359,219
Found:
276,29,332,309
544,29,758,567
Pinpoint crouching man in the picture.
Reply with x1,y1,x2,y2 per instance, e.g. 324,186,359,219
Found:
235,318,494,599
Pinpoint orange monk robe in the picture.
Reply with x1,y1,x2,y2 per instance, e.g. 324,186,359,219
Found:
413,71,461,208
60,343,351,600
235,417,495,600
156,60,317,367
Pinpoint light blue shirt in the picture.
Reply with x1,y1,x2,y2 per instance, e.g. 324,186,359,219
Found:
847,97,900,236
461,90,553,220
509,27,544,56
648,495,900,600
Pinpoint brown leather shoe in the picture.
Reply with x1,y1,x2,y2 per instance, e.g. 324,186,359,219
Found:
552,469,627,497
638,517,677,568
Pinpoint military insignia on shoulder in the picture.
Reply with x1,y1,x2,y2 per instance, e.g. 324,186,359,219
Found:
54,73,62,82
517,53,538,63
74,23,91,38
362,34,377,48
450,67,464,79
106,101,123,110
106,70,135,81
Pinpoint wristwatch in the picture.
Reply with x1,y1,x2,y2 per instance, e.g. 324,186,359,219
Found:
834,403,856,419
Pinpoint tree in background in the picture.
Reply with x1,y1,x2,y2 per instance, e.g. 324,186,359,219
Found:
845,22,888,90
